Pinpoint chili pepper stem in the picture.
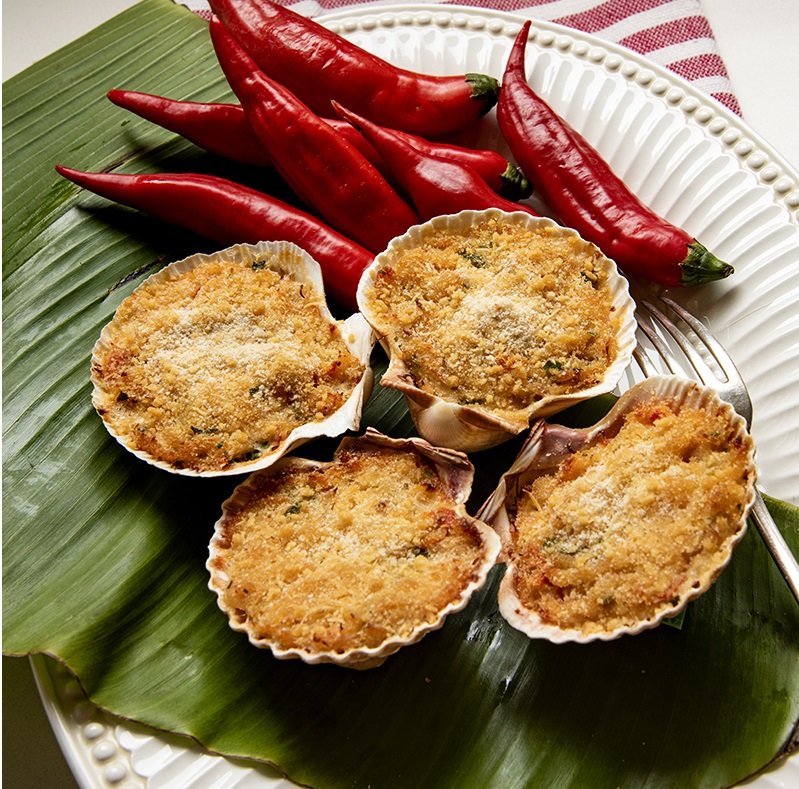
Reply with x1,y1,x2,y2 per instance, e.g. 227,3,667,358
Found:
465,73,502,116
681,241,734,286
500,162,533,201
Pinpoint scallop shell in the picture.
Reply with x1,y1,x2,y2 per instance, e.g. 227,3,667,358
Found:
91,240,374,477
357,209,637,452
479,376,757,644
207,427,501,669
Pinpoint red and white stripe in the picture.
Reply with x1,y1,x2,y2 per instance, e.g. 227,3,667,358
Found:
182,0,740,114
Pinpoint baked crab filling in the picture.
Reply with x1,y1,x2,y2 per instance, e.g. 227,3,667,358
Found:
211,441,495,655
509,398,753,635
361,215,621,426
92,247,366,473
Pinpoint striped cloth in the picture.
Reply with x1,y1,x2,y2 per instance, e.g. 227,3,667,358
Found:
182,0,740,115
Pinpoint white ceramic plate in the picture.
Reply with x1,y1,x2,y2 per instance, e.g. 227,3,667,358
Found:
34,4,799,787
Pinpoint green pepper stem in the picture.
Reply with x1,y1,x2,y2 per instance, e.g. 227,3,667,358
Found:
499,161,533,201
681,241,734,286
465,73,501,116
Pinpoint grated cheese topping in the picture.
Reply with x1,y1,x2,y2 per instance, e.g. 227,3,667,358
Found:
211,444,489,653
92,257,365,472
362,217,621,426
510,400,752,634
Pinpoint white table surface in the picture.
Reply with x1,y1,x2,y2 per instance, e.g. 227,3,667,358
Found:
3,1,799,787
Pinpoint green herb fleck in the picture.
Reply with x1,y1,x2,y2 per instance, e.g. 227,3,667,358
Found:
233,449,261,463
542,534,592,556
559,542,588,556
251,260,268,270
543,359,563,372
285,502,302,515
458,249,488,268
580,269,599,286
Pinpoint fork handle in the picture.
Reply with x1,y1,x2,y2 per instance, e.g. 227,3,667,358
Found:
750,490,799,605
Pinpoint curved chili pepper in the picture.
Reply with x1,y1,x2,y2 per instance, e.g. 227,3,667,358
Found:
333,102,538,222
388,129,532,201
106,89,383,169
107,89,531,200
208,0,500,136
209,18,418,254
54,166,371,310
497,21,733,287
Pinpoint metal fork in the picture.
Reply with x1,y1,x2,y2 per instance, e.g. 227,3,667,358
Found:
633,292,799,605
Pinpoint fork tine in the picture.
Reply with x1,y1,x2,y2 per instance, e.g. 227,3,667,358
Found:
635,305,684,375
639,298,718,387
632,343,659,378
659,294,742,385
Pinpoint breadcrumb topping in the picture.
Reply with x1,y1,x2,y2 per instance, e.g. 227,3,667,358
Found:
92,257,364,472
510,400,752,634
363,217,620,426
211,445,489,653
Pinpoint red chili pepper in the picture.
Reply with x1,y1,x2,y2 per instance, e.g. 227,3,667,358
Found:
209,18,418,254
497,21,733,287
54,166,371,310
333,102,538,222
106,89,383,169
107,89,531,201
208,0,500,136
388,129,532,201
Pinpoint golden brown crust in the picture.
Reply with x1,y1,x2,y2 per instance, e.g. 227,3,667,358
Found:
509,400,753,634
210,444,490,654
361,217,620,427
92,256,364,473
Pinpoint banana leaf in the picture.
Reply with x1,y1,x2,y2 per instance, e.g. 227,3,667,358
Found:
3,1,798,787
